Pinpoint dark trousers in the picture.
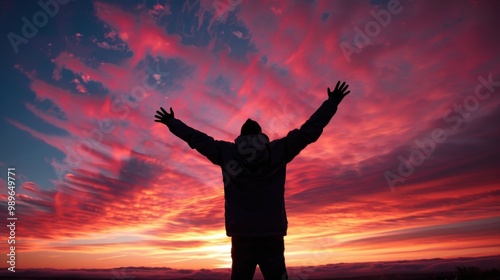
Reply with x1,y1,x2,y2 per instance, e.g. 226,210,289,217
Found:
231,236,288,280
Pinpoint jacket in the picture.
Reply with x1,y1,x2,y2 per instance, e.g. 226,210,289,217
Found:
165,97,339,236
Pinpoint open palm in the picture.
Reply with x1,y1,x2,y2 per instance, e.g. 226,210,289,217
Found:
328,81,350,104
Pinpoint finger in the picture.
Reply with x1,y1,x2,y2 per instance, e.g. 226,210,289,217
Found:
340,83,349,92
170,107,174,114
154,120,163,122
327,87,331,93
339,81,346,91
335,81,340,90
156,110,164,116
343,91,350,96
160,107,168,114
154,115,163,119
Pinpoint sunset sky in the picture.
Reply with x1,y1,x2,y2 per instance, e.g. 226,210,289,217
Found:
0,0,499,272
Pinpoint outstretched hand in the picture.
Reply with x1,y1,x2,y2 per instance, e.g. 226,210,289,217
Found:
154,107,174,125
328,81,350,104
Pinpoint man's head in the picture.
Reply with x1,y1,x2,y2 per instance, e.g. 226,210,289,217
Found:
240,118,262,136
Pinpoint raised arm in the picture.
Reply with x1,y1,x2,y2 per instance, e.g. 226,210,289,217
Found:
280,81,350,163
154,107,223,165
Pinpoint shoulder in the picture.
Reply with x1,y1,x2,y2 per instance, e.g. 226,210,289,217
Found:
216,140,235,148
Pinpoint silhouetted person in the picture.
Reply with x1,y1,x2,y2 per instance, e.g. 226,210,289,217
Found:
154,81,350,280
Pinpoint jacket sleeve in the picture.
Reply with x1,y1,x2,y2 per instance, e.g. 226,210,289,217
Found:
165,118,223,166
281,98,339,163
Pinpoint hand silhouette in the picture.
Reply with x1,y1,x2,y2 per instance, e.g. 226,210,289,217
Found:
154,107,175,124
328,81,350,104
